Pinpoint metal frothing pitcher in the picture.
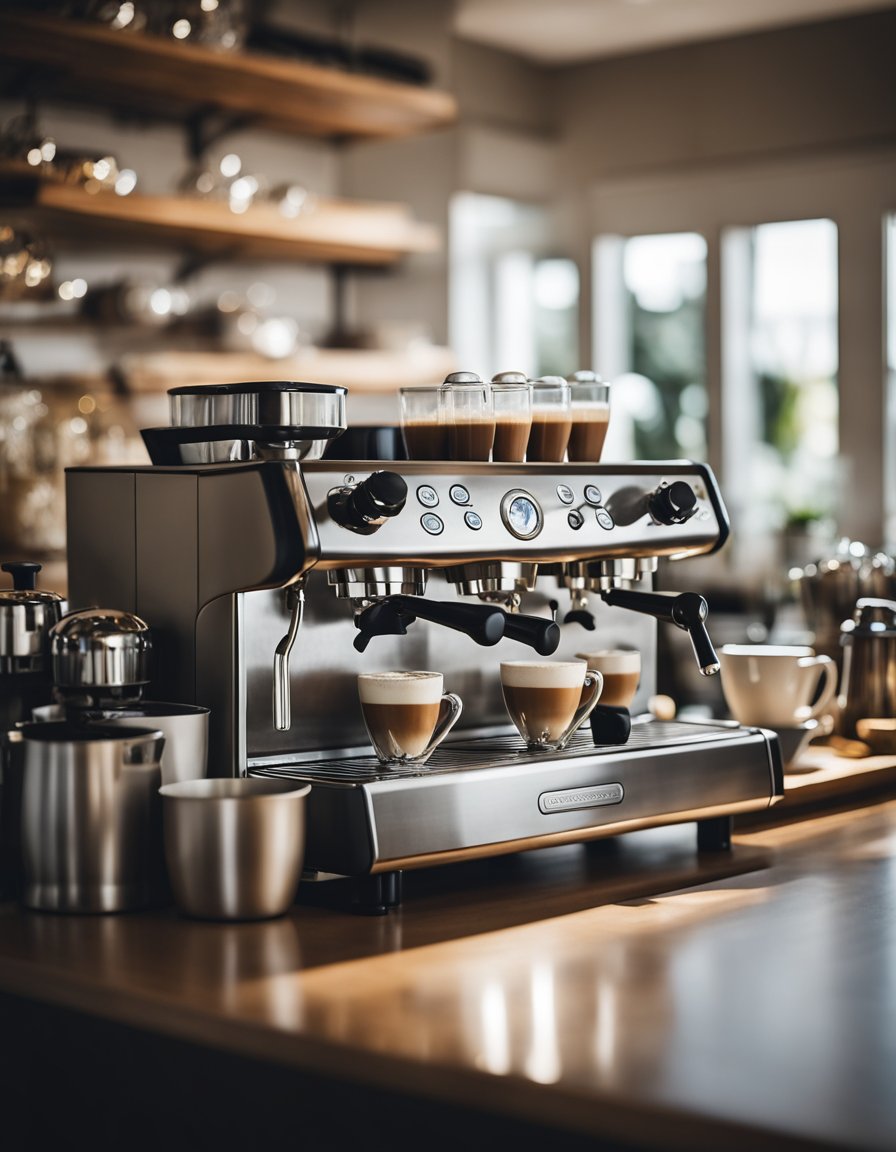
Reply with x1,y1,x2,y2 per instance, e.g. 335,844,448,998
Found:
836,598,896,739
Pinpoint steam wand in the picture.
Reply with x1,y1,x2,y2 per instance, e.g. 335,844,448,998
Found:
601,588,720,676
273,580,305,731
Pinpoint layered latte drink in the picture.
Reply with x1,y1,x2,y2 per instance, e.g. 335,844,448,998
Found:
575,649,640,708
358,671,462,765
500,660,603,751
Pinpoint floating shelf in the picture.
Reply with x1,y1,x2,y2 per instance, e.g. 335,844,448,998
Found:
0,12,458,141
118,347,457,395
0,164,440,266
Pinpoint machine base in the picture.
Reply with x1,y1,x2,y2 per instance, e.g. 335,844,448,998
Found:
253,718,783,911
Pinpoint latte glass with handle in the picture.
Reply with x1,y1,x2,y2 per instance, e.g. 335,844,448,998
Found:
718,645,837,729
358,671,463,766
500,660,603,752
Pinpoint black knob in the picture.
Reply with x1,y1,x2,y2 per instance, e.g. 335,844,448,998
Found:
648,481,697,525
329,470,408,534
1,561,42,591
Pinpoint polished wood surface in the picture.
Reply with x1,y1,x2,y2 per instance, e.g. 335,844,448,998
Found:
0,13,458,141
1,770,895,1150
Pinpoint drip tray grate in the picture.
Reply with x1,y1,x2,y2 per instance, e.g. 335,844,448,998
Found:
252,718,751,786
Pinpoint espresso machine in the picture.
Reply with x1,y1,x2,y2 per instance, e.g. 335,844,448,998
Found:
65,381,783,912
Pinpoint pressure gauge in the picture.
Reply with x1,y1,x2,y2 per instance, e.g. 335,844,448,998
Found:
500,489,543,539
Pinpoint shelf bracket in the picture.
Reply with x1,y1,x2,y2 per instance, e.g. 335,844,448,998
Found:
186,109,260,161
173,245,241,284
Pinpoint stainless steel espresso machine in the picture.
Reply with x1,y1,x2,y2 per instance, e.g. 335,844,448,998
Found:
65,381,783,912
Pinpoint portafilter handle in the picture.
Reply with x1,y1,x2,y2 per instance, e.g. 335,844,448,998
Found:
501,613,561,656
601,587,720,676
354,596,505,652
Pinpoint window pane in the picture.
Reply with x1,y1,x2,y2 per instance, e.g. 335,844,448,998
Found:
595,232,707,462
722,218,838,566
886,214,896,552
449,193,577,379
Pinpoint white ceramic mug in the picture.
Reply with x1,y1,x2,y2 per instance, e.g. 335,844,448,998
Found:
718,644,837,729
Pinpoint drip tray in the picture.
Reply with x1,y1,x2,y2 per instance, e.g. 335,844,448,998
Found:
252,718,750,785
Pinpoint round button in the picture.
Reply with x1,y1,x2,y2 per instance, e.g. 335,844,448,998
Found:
501,490,543,539
596,508,615,530
567,509,584,530
584,484,602,506
416,485,439,508
421,513,444,535
556,484,575,505
449,484,471,506
464,511,483,530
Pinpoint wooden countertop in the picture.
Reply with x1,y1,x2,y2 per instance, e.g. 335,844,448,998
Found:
2,749,895,1151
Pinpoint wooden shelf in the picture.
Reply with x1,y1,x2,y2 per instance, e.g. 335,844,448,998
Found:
0,12,458,141
0,164,440,266
118,346,457,395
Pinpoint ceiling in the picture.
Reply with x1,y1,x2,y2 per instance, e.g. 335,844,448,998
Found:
453,0,896,64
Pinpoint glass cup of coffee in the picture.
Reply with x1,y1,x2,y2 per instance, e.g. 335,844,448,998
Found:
566,371,611,463
575,649,641,708
500,660,603,752
358,671,463,766
440,372,495,462
490,371,532,462
526,376,572,462
399,386,448,460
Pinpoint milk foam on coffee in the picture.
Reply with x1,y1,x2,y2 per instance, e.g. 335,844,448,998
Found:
358,670,442,704
500,661,586,689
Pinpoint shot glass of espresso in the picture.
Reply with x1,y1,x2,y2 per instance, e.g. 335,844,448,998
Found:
490,371,532,463
399,386,449,460
526,376,572,463
575,649,641,708
500,660,603,752
358,671,463,766
440,372,495,462
566,371,611,463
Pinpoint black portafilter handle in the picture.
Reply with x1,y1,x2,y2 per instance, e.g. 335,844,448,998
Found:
601,587,720,676
501,613,561,656
354,596,506,652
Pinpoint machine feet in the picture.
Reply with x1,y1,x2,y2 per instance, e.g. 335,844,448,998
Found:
351,871,403,915
696,815,732,852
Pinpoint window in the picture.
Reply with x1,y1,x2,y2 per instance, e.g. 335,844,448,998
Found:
450,192,578,379
594,232,707,462
886,214,896,552
722,218,839,558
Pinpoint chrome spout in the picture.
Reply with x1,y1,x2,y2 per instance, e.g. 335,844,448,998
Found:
273,581,305,731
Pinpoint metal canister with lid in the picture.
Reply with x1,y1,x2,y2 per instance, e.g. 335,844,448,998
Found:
49,606,152,704
0,561,65,729
0,561,65,898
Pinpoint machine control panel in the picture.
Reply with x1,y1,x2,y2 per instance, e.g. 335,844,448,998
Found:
306,461,727,567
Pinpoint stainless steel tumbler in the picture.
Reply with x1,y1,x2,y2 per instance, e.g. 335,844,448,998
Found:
19,721,166,913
